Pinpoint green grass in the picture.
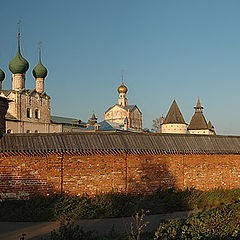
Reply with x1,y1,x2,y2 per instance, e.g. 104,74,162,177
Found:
2,188,240,221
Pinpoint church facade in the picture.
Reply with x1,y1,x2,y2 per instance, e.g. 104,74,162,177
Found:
104,73,142,132
0,26,85,133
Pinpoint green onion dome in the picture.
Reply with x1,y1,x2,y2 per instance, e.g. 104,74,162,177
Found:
9,40,29,74
32,48,48,79
0,69,5,82
33,60,47,79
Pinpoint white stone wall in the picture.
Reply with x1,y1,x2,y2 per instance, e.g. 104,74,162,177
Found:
12,74,25,90
104,105,129,124
6,120,62,133
161,123,187,134
20,91,50,124
129,108,142,131
104,105,142,131
189,129,212,135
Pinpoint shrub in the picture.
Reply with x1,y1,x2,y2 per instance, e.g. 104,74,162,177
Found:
154,202,240,239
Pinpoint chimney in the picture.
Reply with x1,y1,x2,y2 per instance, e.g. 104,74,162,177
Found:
0,97,10,136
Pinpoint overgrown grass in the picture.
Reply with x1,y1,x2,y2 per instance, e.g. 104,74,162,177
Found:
2,188,240,221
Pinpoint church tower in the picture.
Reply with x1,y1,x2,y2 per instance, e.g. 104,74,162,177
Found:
33,43,48,93
9,21,29,91
117,69,128,107
104,70,142,131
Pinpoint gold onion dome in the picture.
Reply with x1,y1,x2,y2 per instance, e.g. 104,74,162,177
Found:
0,69,5,82
118,83,128,94
118,76,128,94
33,47,48,79
118,70,128,94
9,31,29,74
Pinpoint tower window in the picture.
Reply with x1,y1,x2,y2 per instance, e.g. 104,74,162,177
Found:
27,108,32,118
7,129,12,133
26,130,31,133
35,109,40,119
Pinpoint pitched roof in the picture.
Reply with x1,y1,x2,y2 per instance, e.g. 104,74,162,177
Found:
80,120,137,132
105,104,138,113
163,99,186,124
123,105,136,111
51,116,86,126
1,132,240,155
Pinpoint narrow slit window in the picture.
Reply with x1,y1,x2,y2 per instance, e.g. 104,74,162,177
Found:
27,108,31,118
35,109,39,119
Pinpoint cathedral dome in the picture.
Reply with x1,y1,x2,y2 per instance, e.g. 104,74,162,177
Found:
118,83,128,94
33,47,48,79
0,69,5,82
9,45,29,74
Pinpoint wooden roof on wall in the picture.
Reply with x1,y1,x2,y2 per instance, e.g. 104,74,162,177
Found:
1,132,240,155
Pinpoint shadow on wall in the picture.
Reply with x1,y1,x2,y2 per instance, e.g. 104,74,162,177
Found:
126,154,177,195
0,168,55,200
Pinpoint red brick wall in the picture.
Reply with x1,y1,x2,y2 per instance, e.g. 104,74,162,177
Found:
0,153,239,199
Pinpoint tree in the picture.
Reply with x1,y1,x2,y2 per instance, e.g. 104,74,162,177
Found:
152,117,162,132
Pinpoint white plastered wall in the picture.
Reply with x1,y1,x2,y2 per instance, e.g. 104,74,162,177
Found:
161,123,187,134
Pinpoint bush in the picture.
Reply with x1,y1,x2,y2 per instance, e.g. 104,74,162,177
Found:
154,202,240,239
1,188,240,221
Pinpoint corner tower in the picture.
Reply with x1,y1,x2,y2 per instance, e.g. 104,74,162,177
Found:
161,99,188,134
9,21,29,91
188,97,214,135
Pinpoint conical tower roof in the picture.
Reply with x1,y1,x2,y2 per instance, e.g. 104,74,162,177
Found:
188,98,208,130
163,99,186,124
194,97,203,110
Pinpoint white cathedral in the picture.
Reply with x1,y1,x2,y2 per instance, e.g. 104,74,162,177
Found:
104,72,142,132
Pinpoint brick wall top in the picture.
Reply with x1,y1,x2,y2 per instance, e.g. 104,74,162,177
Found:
1,132,240,155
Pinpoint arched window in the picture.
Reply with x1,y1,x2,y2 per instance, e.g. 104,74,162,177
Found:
7,129,11,133
35,109,40,119
26,130,31,133
34,130,38,133
27,108,31,118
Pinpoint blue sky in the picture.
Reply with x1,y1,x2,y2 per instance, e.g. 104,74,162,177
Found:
1,0,240,134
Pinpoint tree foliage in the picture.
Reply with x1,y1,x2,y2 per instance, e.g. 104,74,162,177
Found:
152,117,161,132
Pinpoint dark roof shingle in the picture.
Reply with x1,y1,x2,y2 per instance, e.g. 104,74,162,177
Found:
1,132,240,155
164,99,186,124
